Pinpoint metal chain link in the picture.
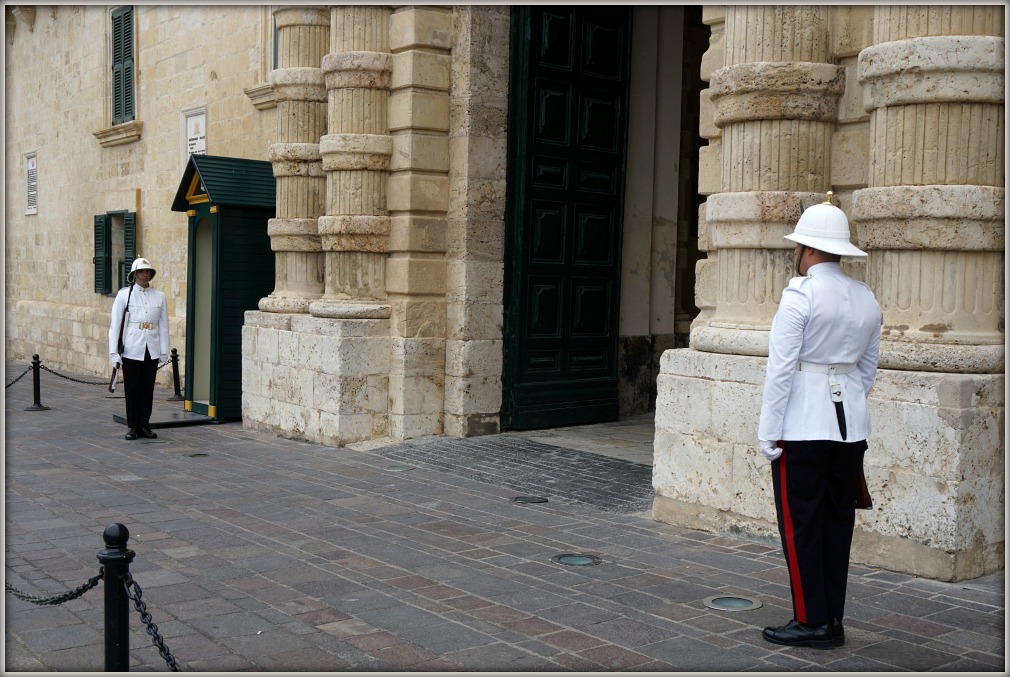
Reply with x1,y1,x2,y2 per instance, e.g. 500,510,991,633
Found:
6,365,32,389
5,567,105,605
121,573,182,671
39,363,109,387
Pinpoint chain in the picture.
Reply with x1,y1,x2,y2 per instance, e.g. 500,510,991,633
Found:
5,568,104,605
121,573,182,671
6,365,32,389
38,363,109,387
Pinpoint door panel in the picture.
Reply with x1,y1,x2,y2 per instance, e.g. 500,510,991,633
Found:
504,7,632,429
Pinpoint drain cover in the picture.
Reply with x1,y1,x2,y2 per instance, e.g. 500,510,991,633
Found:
187,453,208,457
552,553,602,566
512,496,548,504
387,465,414,472
703,595,762,611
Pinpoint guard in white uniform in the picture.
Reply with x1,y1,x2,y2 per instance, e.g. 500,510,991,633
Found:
109,258,169,440
758,194,882,649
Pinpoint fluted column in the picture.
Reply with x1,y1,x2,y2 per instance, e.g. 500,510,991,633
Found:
260,7,329,314
310,6,393,319
853,6,1004,373
694,6,845,356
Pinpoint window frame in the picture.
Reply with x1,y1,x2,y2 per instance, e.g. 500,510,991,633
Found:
94,210,136,296
24,151,37,216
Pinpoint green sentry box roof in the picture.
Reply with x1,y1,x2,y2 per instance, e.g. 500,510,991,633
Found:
171,154,275,212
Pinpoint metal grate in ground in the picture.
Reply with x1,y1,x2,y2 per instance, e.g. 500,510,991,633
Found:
382,435,654,514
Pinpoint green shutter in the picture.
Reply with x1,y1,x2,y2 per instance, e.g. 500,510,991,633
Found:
111,7,134,125
94,214,110,294
122,212,136,288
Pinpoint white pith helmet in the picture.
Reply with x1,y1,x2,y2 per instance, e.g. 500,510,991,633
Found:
785,192,867,257
127,257,156,282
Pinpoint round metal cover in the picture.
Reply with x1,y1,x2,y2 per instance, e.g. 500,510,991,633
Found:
512,496,548,504
552,553,602,566
702,595,762,611
387,465,414,472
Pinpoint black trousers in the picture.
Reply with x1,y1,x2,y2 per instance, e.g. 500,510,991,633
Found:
122,349,158,431
770,439,867,626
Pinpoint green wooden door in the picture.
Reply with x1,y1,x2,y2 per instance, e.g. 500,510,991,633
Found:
504,7,633,429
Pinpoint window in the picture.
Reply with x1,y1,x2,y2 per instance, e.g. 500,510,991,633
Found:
111,6,135,125
94,211,136,295
25,152,37,215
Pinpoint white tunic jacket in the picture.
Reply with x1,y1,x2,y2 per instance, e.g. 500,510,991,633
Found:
108,283,169,363
759,262,882,443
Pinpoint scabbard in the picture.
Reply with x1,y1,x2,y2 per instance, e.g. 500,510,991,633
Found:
833,401,847,441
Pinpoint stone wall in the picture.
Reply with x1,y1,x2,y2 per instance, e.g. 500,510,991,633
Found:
5,6,273,382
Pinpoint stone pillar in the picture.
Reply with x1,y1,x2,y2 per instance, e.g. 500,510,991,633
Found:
260,7,329,314
854,6,1004,372
444,6,510,437
846,5,1005,578
384,6,452,439
695,6,844,356
312,5,393,320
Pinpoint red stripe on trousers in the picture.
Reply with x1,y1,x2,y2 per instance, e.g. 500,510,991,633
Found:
779,453,807,623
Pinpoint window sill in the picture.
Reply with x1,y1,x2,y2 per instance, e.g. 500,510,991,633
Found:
93,120,143,148
243,82,276,110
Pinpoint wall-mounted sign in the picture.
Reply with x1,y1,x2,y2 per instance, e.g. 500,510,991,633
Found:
186,111,206,156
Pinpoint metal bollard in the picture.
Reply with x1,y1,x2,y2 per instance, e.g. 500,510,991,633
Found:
24,354,50,412
166,348,184,401
96,524,135,671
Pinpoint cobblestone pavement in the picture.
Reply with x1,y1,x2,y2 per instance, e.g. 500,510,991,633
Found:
4,361,1005,672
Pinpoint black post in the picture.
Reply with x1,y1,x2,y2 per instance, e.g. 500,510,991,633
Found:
24,354,50,411
166,348,184,401
96,523,135,672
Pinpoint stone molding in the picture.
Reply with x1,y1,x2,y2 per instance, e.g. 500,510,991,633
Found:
243,82,277,110
269,68,327,102
858,36,1005,109
853,185,1005,251
93,120,143,148
266,218,322,252
273,7,330,29
322,52,393,89
307,300,391,319
320,134,393,171
705,191,822,249
268,143,324,177
709,62,845,126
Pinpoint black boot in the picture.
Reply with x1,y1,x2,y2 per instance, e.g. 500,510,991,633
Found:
125,428,138,440
762,619,834,649
139,427,158,439
832,618,844,646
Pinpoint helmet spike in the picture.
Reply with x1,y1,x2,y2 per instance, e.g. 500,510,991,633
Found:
823,191,834,205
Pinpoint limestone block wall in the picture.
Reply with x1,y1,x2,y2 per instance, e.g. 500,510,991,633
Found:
242,311,390,444
653,5,1005,581
5,6,273,385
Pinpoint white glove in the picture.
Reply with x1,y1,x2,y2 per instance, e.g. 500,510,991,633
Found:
110,353,121,368
759,439,782,461
160,354,168,364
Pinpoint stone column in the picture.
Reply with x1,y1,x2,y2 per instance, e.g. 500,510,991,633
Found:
696,6,844,356
260,7,329,314
846,5,1005,579
311,6,393,320
854,6,1004,373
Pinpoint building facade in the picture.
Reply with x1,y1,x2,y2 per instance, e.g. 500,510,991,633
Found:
4,5,1003,581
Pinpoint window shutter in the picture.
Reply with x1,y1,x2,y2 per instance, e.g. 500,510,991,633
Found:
111,7,134,125
94,214,110,294
124,213,138,291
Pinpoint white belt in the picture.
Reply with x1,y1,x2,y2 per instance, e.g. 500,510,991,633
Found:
796,361,856,375
796,361,856,403
129,321,158,330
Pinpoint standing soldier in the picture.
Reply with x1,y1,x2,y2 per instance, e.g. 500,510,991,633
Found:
758,194,882,649
109,258,169,440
